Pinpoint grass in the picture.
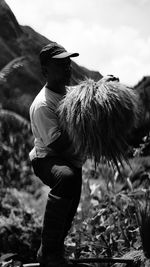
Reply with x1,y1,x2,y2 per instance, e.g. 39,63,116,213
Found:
58,78,141,170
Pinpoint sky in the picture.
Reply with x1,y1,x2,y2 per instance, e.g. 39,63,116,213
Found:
6,0,150,86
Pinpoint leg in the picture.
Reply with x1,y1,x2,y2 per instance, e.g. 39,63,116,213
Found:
62,168,82,240
32,157,82,264
49,163,82,243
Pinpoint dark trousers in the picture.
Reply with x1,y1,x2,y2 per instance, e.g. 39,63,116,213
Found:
32,156,82,199
31,156,82,254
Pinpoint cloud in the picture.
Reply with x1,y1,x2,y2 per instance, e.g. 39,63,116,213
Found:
42,19,150,85
6,0,150,85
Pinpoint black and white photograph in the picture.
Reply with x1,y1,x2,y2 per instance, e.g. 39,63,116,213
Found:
0,1,150,266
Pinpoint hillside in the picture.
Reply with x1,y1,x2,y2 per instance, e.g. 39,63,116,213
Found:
131,76,150,144
0,0,102,118
134,76,150,125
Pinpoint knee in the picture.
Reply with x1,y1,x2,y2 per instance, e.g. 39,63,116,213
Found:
52,166,82,198
61,166,79,188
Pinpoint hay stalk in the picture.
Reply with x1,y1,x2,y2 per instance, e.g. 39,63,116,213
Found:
58,78,141,169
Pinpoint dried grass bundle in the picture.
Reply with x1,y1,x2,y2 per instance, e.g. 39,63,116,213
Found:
58,78,140,168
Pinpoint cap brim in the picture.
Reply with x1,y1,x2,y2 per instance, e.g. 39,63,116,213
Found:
52,52,79,59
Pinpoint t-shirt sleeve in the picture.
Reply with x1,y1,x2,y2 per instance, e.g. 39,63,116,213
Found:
34,106,61,146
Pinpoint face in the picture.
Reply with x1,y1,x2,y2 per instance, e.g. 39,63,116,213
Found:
46,57,72,86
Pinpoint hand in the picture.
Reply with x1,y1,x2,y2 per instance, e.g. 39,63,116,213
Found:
101,74,119,82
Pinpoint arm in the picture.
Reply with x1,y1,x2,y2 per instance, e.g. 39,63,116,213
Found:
35,106,76,156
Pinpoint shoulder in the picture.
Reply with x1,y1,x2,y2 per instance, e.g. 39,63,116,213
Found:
30,86,48,113
35,105,54,117
31,105,57,127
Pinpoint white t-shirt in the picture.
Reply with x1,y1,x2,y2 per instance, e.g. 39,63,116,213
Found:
29,85,83,168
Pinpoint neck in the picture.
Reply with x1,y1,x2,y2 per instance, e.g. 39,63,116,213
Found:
46,82,66,95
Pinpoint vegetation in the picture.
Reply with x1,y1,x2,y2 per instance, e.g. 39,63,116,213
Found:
0,108,150,267
0,109,43,262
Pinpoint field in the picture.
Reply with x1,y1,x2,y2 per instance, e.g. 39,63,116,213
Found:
0,110,150,266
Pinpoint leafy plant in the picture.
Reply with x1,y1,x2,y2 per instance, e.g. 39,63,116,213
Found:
0,106,150,266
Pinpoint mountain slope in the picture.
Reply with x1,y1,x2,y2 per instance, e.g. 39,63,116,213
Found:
134,76,150,129
0,0,102,118
128,76,150,145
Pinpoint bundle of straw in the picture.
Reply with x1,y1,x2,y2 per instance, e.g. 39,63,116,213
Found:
58,78,140,168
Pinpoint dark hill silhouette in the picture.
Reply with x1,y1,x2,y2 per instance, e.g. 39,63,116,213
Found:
0,0,22,40
134,77,150,119
130,76,150,144
0,0,102,118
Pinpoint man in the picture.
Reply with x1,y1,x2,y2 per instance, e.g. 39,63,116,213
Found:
29,42,118,267
29,42,84,267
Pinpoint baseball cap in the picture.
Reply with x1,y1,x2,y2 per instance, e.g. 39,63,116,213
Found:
40,42,79,65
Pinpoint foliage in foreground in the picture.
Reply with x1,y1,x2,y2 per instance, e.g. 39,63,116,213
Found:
0,110,43,261
0,110,150,266
0,188,42,262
